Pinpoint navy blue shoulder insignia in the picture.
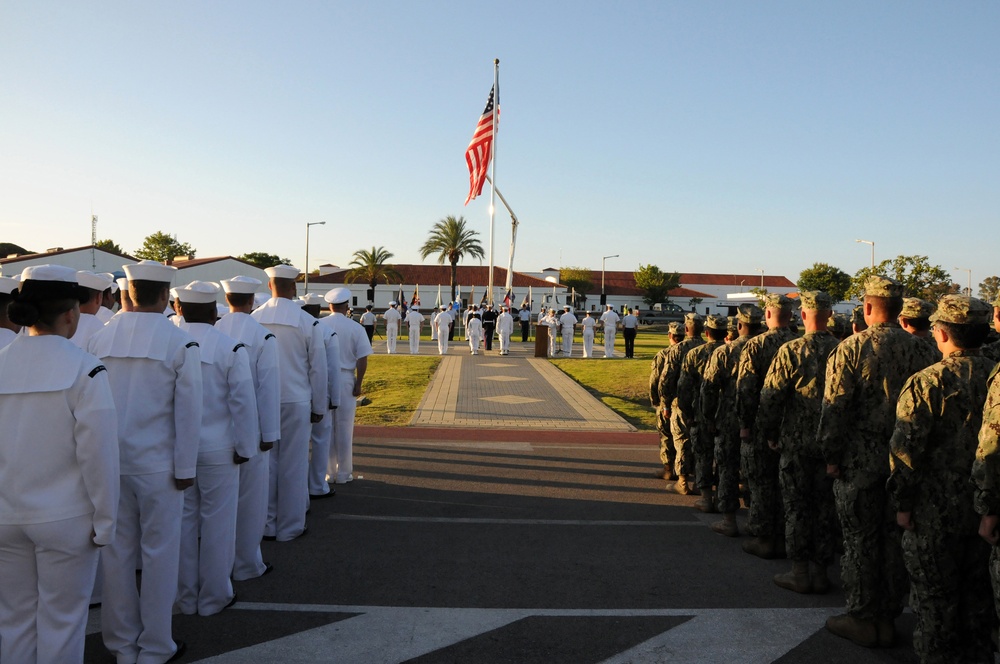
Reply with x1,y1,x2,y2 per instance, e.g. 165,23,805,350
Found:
233,343,246,352
88,365,107,378
264,333,276,340
312,320,319,326
185,341,199,348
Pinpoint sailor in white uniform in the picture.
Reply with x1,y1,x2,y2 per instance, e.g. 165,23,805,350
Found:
0,276,20,349
383,301,402,354
497,305,514,355
218,276,281,580
96,272,118,323
434,305,451,355
251,265,327,541
89,260,202,664
600,305,620,358
559,305,578,356
306,295,342,498
0,265,119,664
581,311,597,358
321,287,373,484
467,312,483,354
405,306,424,354
174,281,259,616
69,270,113,349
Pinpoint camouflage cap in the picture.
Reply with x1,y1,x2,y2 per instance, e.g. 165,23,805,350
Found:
993,294,1000,309
828,312,849,337
763,293,793,310
705,314,727,330
726,316,738,331
851,305,865,325
900,297,935,320
864,275,903,298
736,303,763,324
667,321,683,335
684,312,703,324
929,295,992,325
799,290,832,311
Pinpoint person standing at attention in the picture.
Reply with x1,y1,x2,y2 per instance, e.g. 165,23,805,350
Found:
467,311,483,355
560,305,578,357
497,305,514,355
600,304,620,358
519,303,531,342
359,304,376,345
622,307,639,358
383,301,402,354
405,306,424,354
581,310,597,358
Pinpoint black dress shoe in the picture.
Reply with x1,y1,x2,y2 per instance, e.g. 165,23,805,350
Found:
262,535,276,542
224,593,238,609
261,562,274,576
309,490,335,500
167,640,187,662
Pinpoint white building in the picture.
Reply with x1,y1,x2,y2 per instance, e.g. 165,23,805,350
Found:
0,245,137,277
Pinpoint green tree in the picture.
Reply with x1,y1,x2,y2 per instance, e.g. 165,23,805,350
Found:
238,252,291,270
797,262,851,302
345,246,402,302
749,286,769,308
0,242,31,257
419,216,485,303
633,264,680,307
846,255,952,301
978,276,1000,304
134,231,196,262
94,239,124,254
560,266,594,307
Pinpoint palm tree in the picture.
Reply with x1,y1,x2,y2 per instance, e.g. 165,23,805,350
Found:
344,246,402,303
419,216,485,303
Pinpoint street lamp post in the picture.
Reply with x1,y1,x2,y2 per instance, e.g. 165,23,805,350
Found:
756,268,764,289
602,254,619,304
954,267,972,296
304,221,326,294
855,239,875,269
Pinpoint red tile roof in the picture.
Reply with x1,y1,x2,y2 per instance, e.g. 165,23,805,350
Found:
309,264,561,289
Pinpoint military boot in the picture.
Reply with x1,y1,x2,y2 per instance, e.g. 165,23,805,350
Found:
741,536,779,559
809,562,830,594
876,618,895,648
825,613,877,648
773,560,811,594
653,466,671,480
693,489,718,513
665,475,698,495
711,513,739,537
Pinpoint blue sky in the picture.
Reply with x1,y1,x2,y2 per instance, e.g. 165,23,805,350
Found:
2,1,998,291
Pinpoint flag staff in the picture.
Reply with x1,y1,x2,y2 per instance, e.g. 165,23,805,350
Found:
487,58,499,307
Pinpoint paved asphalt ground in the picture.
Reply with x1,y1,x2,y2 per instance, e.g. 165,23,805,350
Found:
83,340,929,663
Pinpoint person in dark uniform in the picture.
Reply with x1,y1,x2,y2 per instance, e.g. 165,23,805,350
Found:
481,304,498,351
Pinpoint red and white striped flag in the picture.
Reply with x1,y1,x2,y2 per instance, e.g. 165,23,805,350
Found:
464,85,498,205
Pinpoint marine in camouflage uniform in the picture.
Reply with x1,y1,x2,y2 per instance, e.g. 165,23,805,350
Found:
888,295,995,663
735,293,798,558
701,303,763,536
980,294,1000,364
649,322,684,480
757,291,840,593
657,313,705,494
676,315,728,510
818,276,939,648
851,304,867,334
899,297,942,363
973,363,1000,655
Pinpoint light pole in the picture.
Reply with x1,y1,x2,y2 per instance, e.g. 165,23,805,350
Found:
304,221,326,294
954,267,972,296
602,254,619,304
756,268,764,289
855,239,875,269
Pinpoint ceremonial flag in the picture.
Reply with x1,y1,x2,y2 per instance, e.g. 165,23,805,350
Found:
396,284,407,314
480,288,488,306
411,284,420,307
464,85,498,205
503,289,513,307
435,284,442,309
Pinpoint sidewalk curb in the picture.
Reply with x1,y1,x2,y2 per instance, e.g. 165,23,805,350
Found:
356,425,658,446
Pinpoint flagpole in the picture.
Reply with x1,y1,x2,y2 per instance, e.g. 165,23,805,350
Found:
487,58,499,307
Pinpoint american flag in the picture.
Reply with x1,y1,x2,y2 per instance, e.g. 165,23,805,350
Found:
464,85,498,205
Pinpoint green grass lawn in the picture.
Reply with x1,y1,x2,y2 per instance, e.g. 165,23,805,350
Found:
355,355,440,426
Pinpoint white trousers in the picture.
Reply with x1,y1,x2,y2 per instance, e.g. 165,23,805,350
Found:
102,471,183,664
233,450,268,581
604,328,616,357
437,332,449,355
308,410,333,496
583,329,594,358
562,327,574,356
468,331,481,354
0,514,98,664
408,328,421,354
178,462,238,616
267,402,310,541
386,324,398,353
328,374,357,483
499,329,511,353
548,328,558,356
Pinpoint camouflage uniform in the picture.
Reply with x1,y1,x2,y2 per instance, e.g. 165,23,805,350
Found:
649,321,682,474
736,297,797,540
702,305,763,515
982,340,1000,364
658,315,704,479
818,277,939,625
677,316,726,491
758,325,840,565
888,295,995,663
973,364,1000,645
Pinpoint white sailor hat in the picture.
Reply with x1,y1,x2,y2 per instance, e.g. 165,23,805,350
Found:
216,303,229,317
124,260,177,283
76,270,114,292
412,306,419,311
564,305,571,310
0,275,19,295
265,264,301,279
99,273,119,293
115,277,128,292
220,275,262,294
175,280,220,304
253,292,271,309
324,287,351,304
301,293,326,306
16,265,89,302
390,300,398,306
168,288,179,301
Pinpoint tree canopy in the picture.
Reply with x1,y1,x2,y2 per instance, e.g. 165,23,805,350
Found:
95,239,125,254
238,252,291,270
846,255,954,301
978,276,1000,304
345,246,402,295
419,215,485,303
134,231,196,262
797,262,851,302
633,264,680,307
0,242,31,257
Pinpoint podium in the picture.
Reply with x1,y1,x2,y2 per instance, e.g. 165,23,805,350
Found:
534,325,548,358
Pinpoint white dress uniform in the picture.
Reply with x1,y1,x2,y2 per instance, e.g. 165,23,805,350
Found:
497,310,514,355
319,305,373,484
560,310,578,356
216,309,281,580
176,315,259,616
69,311,106,349
383,304,402,354
542,312,559,357
582,315,597,358
0,334,119,664
96,306,114,323
90,297,202,664
600,309,620,358
405,308,424,354
308,322,342,496
434,310,451,354
0,326,16,350
467,316,483,354
252,294,327,541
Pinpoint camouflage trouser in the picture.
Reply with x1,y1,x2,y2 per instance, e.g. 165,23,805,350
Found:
746,433,783,539
669,400,694,477
715,420,741,513
656,405,675,471
778,452,835,563
903,531,993,663
834,475,907,621
693,417,717,491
